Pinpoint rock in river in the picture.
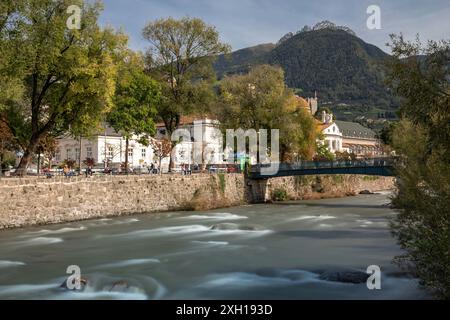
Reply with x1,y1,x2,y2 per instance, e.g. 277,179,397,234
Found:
109,280,130,292
318,271,369,284
210,223,261,231
60,277,89,291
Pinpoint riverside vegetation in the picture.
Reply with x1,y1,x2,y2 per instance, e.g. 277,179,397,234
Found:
386,35,450,299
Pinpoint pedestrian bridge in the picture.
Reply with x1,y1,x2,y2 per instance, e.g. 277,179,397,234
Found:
248,158,395,180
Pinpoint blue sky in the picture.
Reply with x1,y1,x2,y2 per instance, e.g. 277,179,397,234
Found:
98,0,450,53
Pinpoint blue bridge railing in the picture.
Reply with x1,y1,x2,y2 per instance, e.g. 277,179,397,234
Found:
249,157,395,179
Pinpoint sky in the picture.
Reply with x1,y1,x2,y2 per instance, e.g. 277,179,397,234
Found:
98,0,450,53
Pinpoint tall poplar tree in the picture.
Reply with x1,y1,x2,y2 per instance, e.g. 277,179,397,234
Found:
107,52,161,171
143,17,230,170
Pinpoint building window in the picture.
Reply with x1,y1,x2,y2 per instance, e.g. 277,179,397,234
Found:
128,148,133,158
66,148,72,159
86,146,92,158
107,146,114,159
141,148,146,158
75,148,80,160
55,149,61,162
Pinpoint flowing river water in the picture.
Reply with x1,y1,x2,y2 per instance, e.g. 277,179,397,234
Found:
0,192,429,299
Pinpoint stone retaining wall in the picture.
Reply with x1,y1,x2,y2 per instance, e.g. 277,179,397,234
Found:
0,174,246,229
0,174,395,230
266,175,395,201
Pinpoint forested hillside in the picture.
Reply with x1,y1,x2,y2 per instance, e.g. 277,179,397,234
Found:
214,23,399,114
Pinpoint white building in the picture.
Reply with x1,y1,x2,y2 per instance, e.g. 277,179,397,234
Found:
318,111,383,157
335,120,383,157
55,117,226,172
55,125,156,170
156,117,225,170
318,111,343,153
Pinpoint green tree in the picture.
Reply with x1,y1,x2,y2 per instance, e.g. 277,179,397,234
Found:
0,1,26,113
0,117,16,176
218,65,318,161
35,135,57,174
1,0,127,175
314,106,332,119
378,121,397,146
314,140,334,161
107,51,161,171
386,34,450,299
280,108,317,161
143,17,230,169
149,138,172,175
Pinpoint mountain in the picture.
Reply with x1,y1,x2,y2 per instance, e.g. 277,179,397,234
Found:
214,25,399,114
214,43,275,77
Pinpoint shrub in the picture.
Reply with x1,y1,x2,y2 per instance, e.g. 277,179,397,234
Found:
362,175,379,181
272,188,288,201
312,176,325,193
218,173,226,193
332,175,344,184
294,176,313,189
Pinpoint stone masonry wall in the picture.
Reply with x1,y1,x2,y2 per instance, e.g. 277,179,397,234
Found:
0,174,246,230
0,174,395,230
266,175,395,201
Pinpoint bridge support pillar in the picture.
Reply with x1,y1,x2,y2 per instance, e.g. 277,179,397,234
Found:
245,178,270,203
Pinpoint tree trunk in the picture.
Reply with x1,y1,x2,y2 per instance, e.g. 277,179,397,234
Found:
37,153,41,175
168,142,175,172
78,136,82,175
17,134,43,176
125,137,129,174
0,151,3,177
16,149,34,176
168,155,174,172
201,146,207,172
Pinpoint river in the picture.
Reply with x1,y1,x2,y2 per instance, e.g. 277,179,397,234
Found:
0,192,429,299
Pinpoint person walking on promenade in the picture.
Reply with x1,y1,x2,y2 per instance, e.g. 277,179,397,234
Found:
87,166,93,177
63,165,69,178
149,162,154,174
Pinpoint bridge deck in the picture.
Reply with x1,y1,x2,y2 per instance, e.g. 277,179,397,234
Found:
249,158,394,179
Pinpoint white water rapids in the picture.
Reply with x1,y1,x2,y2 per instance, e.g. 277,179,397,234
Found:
0,193,429,299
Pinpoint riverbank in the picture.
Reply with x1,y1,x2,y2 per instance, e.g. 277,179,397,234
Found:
0,174,395,230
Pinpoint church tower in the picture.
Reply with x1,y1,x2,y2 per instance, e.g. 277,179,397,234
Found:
307,91,318,115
